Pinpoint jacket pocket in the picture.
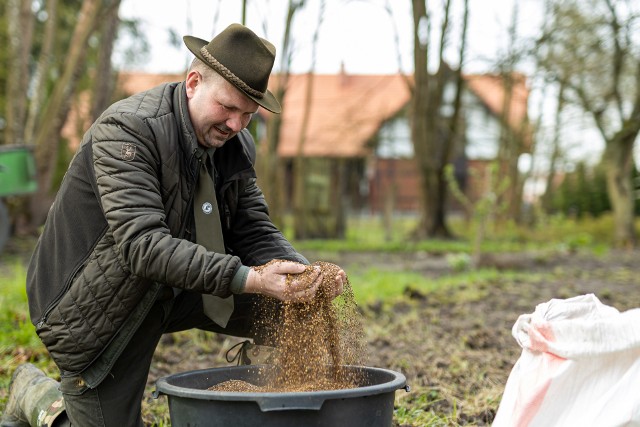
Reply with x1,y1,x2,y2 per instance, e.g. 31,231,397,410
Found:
35,320,56,348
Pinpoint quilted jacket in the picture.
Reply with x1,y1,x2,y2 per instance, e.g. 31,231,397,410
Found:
26,82,305,374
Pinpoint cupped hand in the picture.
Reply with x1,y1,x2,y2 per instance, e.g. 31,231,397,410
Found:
244,260,323,302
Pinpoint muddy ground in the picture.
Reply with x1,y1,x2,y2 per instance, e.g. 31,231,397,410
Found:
143,248,640,426
2,236,638,425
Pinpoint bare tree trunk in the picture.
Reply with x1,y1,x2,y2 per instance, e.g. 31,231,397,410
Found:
24,0,59,145
410,0,462,239
583,4,640,248
541,83,566,211
410,0,431,239
293,0,325,239
91,0,121,122
436,0,469,237
382,161,396,242
496,71,519,221
603,133,637,248
292,71,314,239
426,0,454,238
257,0,303,229
496,2,525,223
4,0,36,235
599,1,640,247
261,107,286,228
5,0,34,146
29,0,104,225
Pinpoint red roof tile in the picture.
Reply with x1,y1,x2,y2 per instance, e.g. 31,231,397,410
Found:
116,71,184,94
270,73,411,158
271,72,529,158
64,71,529,158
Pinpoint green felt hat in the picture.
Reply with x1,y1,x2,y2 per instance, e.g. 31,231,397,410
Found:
184,23,281,114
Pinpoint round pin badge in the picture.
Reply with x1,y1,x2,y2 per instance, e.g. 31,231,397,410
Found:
202,202,213,214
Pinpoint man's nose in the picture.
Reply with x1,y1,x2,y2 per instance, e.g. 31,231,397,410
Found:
226,113,245,132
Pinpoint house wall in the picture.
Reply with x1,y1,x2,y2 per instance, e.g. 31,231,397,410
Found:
368,157,496,215
369,158,421,213
366,87,510,214
463,91,502,160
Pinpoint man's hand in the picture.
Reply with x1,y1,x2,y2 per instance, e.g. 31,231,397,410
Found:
245,260,323,302
244,260,347,303
329,268,346,299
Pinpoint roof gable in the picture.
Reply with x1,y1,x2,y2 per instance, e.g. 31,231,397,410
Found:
272,73,410,158
272,72,529,158
65,71,530,158
464,73,529,132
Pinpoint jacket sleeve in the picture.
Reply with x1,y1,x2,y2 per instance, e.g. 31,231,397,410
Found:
91,111,241,297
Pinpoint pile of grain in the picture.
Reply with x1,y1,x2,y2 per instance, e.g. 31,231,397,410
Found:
208,261,365,392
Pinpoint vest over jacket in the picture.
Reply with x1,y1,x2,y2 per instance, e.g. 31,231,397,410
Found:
26,82,306,375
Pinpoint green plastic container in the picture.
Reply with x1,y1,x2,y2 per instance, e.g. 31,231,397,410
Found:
0,145,38,197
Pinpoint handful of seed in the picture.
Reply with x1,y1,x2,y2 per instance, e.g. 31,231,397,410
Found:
208,260,366,392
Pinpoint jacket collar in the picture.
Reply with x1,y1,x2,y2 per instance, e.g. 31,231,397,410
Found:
174,82,200,164
173,82,256,182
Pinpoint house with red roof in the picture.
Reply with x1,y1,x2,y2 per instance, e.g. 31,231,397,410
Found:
263,69,530,217
63,69,530,222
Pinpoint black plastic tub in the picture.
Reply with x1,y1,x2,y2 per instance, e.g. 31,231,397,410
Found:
154,365,408,427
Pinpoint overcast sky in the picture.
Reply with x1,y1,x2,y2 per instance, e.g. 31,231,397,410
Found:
113,0,640,168
114,0,543,75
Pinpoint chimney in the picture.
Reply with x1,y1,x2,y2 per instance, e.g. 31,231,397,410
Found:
340,61,349,86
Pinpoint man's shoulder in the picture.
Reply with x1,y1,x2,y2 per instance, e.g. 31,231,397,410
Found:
107,82,181,120
92,82,182,139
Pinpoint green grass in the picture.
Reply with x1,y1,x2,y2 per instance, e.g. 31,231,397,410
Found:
0,259,57,415
288,213,628,255
394,384,461,426
0,213,637,425
0,262,39,348
348,267,539,307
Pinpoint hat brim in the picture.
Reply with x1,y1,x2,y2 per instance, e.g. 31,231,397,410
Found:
184,35,281,114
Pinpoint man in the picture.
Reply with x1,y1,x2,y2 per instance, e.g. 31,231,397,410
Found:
2,23,345,427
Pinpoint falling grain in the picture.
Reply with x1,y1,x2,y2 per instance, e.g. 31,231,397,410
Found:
208,260,366,392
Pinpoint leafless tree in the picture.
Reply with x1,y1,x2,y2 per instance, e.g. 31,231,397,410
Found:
90,0,122,122
2,0,123,227
537,0,640,247
291,0,329,239
540,82,567,212
495,1,529,223
29,0,106,224
409,0,469,239
256,0,306,229
5,0,35,147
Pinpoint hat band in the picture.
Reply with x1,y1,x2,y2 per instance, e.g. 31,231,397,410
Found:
199,47,264,99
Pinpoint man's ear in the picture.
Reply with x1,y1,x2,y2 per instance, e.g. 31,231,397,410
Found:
185,70,200,98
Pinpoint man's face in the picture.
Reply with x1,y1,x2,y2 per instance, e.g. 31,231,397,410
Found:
186,70,259,148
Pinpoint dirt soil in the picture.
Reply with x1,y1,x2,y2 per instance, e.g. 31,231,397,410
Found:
5,237,637,425
144,248,640,426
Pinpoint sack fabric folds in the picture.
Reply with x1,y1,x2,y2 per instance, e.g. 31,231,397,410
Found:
494,293,640,427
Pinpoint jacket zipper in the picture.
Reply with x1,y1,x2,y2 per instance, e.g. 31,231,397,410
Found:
36,238,102,329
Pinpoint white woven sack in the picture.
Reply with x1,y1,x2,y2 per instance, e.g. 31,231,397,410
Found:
493,293,640,427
